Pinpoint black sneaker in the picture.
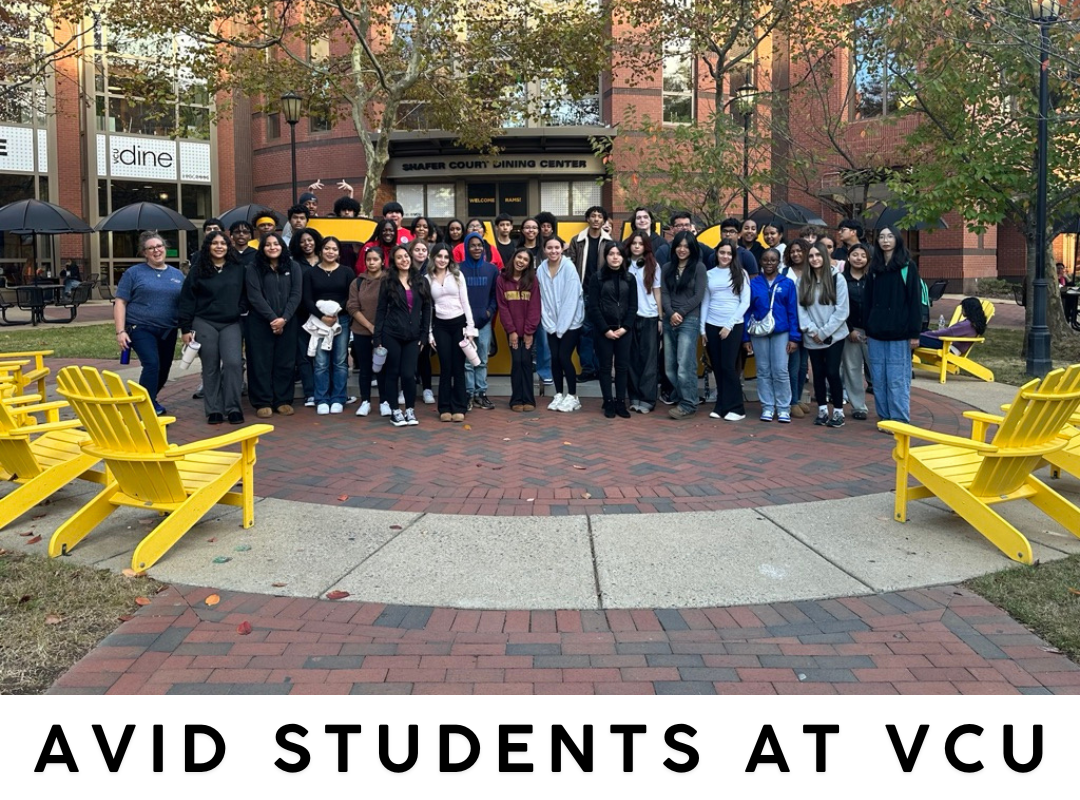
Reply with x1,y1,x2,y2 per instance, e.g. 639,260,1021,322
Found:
814,409,829,426
227,411,244,424
614,401,631,419
660,390,676,405
603,400,616,419
475,393,495,410
207,413,223,425
826,410,846,428
577,371,597,383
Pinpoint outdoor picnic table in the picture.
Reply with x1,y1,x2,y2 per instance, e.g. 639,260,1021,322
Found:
15,284,64,326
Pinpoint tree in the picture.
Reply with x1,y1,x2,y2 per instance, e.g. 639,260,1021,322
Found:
148,0,607,215
883,0,1080,361
600,0,842,226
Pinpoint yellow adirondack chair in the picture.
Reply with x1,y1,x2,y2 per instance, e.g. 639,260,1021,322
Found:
912,299,996,383
880,364,1080,564
0,349,54,400
50,366,273,571
967,405,1080,484
0,394,106,530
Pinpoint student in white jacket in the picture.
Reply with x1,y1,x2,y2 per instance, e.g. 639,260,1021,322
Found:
537,237,585,412
700,239,751,421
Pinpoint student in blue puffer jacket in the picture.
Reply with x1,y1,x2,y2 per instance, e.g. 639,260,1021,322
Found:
743,248,801,423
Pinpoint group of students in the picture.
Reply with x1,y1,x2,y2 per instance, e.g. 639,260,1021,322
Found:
113,199,959,431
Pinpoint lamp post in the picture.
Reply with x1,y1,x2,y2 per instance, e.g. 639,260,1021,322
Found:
1026,0,1060,378
733,83,757,221
281,91,303,205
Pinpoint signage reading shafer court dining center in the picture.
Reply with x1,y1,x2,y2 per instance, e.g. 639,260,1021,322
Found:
386,154,604,180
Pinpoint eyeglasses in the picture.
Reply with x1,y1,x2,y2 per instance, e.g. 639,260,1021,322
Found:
146,245,165,251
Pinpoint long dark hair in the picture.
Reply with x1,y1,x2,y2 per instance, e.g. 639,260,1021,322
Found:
383,244,429,308
960,297,988,335
504,247,536,292
625,231,658,290
197,231,238,278
600,241,632,279
714,237,745,295
255,232,293,273
288,227,323,263
784,237,810,270
664,231,701,294
444,218,466,246
319,236,342,265
870,225,912,273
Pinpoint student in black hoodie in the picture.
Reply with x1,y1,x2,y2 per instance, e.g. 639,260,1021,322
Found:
588,242,638,418
864,226,922,425
375,245,433,427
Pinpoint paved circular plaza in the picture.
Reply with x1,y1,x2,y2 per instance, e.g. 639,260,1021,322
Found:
151,367,971,516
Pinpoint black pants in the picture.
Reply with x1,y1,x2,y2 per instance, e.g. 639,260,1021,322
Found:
294,320,314,400
418,343,433,391
431,315,469,414
628,315,659,409
247,316,298,409
594,330,631,404
350,333,385,403
705,322,745,417
547,329,580,396
809,339,845,408
509,338,536,407
383,336,419,409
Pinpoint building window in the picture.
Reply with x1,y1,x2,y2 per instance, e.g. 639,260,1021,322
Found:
397,183,456,218
850,3,913,120
536,79,601,127
309,114,332,133
266,112,281,140
663,40,694,124
540,181,601,217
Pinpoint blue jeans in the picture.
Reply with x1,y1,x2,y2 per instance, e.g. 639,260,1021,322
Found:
313,314,349,405
465,322,493,395
752,332,791,415
663,313,700,413
867,338,912,423
128,323,178,407
788,342,809,405
534,326,552,381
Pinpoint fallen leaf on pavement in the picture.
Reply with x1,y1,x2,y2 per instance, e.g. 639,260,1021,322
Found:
121,568,146,578
31,514,46,520
463,424,472,430
234,544,251,552
389,525,402,530
236,621,252,635
582,492,592,500
44,614,63,625
19,595,31,604
26,535,41,545
563,441,573,445
572,465,586,470
326,590,350,600
134,597,151,606
17,531,33,537
206,537,217,543
271,582,287,588
117,615,133,623
338,495,349,502
204,594,220,607
212,556,231,564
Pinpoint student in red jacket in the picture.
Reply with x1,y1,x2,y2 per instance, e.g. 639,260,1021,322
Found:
496,248,542,411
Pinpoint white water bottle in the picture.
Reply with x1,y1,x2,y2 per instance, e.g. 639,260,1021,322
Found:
938,314,946,329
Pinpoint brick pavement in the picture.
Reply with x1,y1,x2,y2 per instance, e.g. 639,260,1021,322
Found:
49,584,1080,695
148,373,972,516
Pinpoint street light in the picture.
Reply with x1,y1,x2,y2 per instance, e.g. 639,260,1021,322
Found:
1026,0,1060,377
732,82,757,221
281,91,303,205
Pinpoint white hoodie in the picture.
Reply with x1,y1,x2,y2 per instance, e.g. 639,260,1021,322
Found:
537,256,585,337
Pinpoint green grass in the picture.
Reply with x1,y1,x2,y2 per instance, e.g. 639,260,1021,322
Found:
974,327,1030,387
966,555,1080,662
0,323,181,361
0,549,162,694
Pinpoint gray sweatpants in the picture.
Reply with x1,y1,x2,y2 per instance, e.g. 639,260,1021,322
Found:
840,328,870,415
192,317,244,416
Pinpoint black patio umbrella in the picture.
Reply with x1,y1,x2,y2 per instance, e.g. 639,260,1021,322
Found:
218,204,284,230
864,201,948,231
0,199,94,234
95,201,196,232
749,202,827,229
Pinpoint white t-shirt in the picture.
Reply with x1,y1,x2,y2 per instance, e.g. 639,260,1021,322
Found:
628,260,661,317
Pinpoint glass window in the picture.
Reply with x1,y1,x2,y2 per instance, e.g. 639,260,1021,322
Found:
396,184,457,218
540,182,571,216
851,3,914,120
663,42,694,124
397,185,425,218
181,184,212,220
570,182,602,216
427,184,456,217
266,112,281,140
309,114,332,133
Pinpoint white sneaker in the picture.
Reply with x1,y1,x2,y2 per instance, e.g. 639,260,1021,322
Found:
346,395,358,405
316,403,330,415
398,391,405,405
304,397,315,407
330,402,343,414
548,392,564,411
371,379,378,386
561,394,581,412
356,400,371,417
724,412,746,421
391,409,407,427
422,389,435,404
405,408,419,425
379,401,392,417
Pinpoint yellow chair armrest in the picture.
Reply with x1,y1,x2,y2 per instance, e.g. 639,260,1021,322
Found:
167,424,275,456
2,393,45,406
10,419,85,435
936,336,983,343
0,360,31,368
878,420,997,452
962,410,1004,424
12,401,68,416
0,350,54,359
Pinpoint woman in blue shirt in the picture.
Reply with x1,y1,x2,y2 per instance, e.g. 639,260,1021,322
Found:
114,231,185,414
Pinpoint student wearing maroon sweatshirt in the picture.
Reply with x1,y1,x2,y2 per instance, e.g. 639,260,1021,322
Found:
496,248,542,411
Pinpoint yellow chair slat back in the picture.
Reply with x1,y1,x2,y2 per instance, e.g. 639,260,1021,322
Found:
56,366,187,504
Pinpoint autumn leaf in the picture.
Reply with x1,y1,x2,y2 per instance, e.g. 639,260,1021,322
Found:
572,465,587,470
121,568,143,578
1068,588,1080,597
134,597,151,606
212,556,231,564
44,614,63,625
206,537,217,543
463,424,472,430
563,441,573,445
117,615,133,623
338,495,349,502
19,595,31,604
582,492,592,500
26,535,41,545
271,582,287,588
204,594,221,607
389,525,402,530
326,590,350,600
236,621,252,635
17,531,33,537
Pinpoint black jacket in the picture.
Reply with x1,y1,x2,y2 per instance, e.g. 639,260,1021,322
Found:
864,260,922,341
245,260,302,323
587,266,638,332
177,261,247,331
374,275,432,345
844,270,868,330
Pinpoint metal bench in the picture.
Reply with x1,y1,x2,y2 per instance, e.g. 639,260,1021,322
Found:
43,282,94,323
0,288,29,326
